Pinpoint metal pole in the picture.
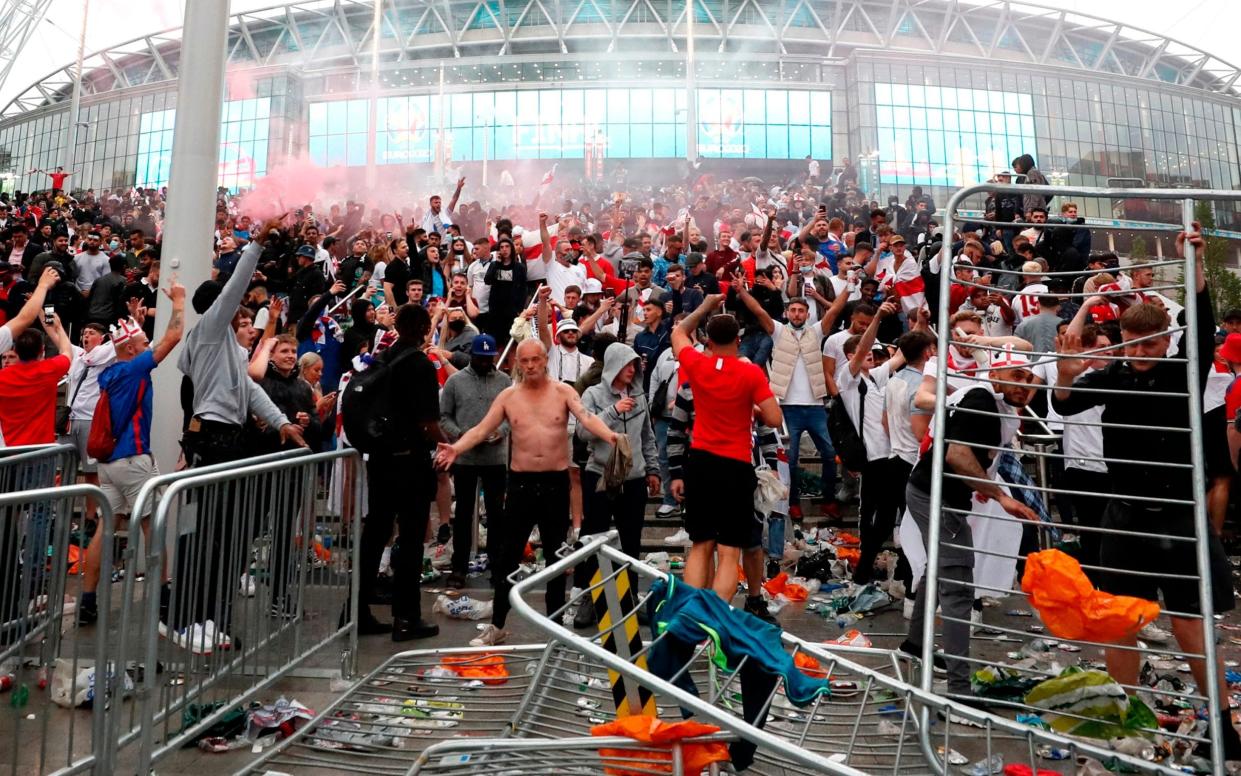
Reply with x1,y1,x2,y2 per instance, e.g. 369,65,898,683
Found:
1179,197,1224,776
684,3,697,163
365,0,381,191
63,0,90,177
149,0,231,474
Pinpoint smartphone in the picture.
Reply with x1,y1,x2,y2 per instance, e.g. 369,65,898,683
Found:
43,306,54,324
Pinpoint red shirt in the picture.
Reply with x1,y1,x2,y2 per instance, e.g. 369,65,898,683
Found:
1224,367,1241,422
48,172,68,190
0,355,70,445
678,345,773,463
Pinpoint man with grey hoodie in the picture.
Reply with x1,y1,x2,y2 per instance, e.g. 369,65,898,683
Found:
572,341,660,628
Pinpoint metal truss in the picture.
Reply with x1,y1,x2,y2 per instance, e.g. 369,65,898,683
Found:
0,0,57,99
4,0,1240,120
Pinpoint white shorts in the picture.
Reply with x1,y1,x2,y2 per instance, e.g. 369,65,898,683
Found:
58,419,97,474
99,454,160,516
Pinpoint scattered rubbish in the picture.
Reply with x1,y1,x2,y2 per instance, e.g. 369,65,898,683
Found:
1006,609,1033,617
1035,744,1070,760
432,595,493,620
936,746,968,765
828,629,872,649
1021,549,1160,643
876,719,905,736
1016,713,1049,730
967,753,1003,775
49,659,133,709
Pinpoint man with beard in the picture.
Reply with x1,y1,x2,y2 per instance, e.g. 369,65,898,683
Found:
435,337,619,648
439,334,510,589
901,348,1038,705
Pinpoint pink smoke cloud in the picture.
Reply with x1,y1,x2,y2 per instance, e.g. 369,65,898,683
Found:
236,156,346,222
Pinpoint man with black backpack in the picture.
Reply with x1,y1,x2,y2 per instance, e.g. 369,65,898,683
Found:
345,303,449,641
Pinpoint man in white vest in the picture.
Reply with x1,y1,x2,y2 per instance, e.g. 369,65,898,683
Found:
732,268,848,520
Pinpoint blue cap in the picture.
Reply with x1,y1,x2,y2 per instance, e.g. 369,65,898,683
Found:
295,244,316,258
471,334,498,357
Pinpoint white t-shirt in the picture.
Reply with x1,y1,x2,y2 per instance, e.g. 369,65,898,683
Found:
467,259,491,313
0,324,12,354
829,274,862,302
1205,365,1233,413
822,328,854,371
771,324,822,406
66,342,117,421
886,366,929,465
548,345,593,384
546,258,587,306
1011,283,1048,326
922,352,985,393
1048,362,1107,473
835,360,894,462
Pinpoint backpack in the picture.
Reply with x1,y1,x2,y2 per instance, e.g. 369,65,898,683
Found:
827,397,867,472
340,348,419,455
86,380,145,462
649,370,675,419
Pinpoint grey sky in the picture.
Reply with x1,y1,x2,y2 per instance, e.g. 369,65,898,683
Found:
2,0,1237,107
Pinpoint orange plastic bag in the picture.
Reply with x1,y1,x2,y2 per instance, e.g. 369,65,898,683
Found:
1020,549,1160,644
762,572,809,602
794,651,829,679
440,653,509,685
591,715,730,776
836,547,861,567
833,531,861,547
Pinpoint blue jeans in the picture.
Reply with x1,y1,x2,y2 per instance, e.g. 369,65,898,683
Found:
783,404,836,505
653,418,678,507
739,330,773,370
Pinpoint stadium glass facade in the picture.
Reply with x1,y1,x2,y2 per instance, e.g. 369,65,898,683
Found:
0,0,1238,224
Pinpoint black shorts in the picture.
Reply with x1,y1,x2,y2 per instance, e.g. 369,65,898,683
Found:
684,449,758,549
1203,406,1232,480
1096,499,1235,616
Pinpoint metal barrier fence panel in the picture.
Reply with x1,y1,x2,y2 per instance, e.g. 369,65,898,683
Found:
506,534,1172,775
89,448,362,775
922,184,1241,775
0,483,114,776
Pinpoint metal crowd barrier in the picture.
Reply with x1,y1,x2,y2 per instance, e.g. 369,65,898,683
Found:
1,484,115,776
0,443,77,495
92,448,362,775
922,183,1241,775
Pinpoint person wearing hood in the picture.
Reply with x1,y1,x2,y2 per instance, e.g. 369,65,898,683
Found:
439,334,511,589
341,298,379,372
1011,154,1051,215
573,341,660,629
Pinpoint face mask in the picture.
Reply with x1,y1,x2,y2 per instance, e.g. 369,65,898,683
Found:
109,240,119,250
448,319,466,334
799,264,814,274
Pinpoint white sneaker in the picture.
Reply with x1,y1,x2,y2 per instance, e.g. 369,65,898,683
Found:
160,622,214,655
655,505,679,518
470,624,508,647
1139,622,1171,643
203,620,233,650
239,573,257,597
663,528,690,545
903,598,916,620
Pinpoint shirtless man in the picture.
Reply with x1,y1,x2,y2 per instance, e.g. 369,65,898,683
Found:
435,338,620,646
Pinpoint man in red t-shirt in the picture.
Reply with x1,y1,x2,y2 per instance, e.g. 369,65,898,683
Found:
670,294,782,600
0,308,71,445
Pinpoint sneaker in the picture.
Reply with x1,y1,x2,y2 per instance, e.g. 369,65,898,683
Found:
436,523,452,545
655,505,680,519
820,501,842,520
270,597,298,620
903,598,916,620
663,528,690,545
160,621,214,655
788,504,804,521
470,624,508,647
77,601,98,626
573,602,597,630
744,596,777,624
1139,622,1171,643
239,573,257,598
936,699,989,727
203,620,233,650
898,639,947,674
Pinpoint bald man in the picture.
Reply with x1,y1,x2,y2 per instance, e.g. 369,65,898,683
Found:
437,338,619,646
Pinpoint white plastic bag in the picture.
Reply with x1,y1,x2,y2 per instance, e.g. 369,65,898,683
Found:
50,659,133,708
432,595,493,620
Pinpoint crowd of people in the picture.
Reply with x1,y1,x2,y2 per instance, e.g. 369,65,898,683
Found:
0,153,1238,757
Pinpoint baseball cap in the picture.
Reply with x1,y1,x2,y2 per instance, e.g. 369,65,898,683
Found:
686,252,705,267
295,245,316,259
470,334,498,357
582,278,603,295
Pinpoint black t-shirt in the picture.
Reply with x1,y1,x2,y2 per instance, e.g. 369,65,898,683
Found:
384,258,411,306
383,341,441,455
908,387,1001,510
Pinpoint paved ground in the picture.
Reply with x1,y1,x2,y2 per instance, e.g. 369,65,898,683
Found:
7,495,1240,776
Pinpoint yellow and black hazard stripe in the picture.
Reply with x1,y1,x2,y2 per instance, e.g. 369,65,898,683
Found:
590,563,656,718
